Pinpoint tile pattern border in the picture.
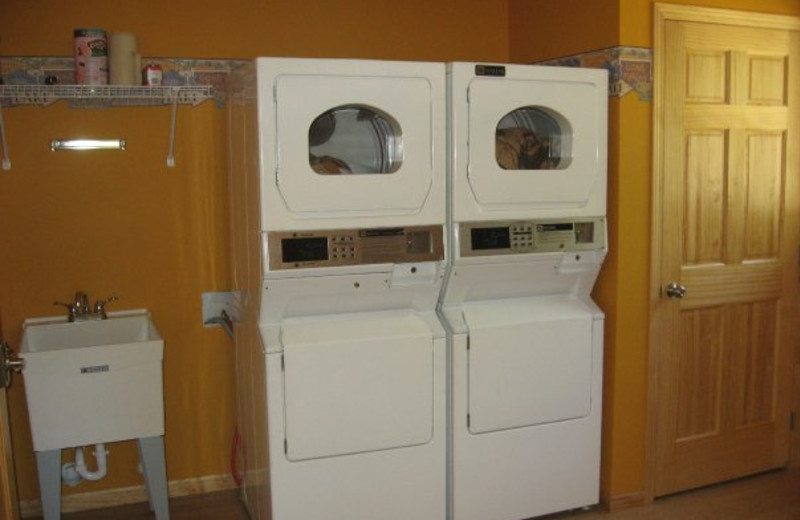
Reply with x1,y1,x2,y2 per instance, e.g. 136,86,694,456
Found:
539,46,653,101
2,50,653,103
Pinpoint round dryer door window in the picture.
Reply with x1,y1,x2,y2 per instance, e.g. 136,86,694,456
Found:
495,107,573,171
309,105,403,175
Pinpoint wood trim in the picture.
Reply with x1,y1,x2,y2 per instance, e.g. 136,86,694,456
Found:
18,473,236,518
606,490,648,513
0,389,19,520
649,0,800,501
654,3,800,30
788,27,800,471
646,3,669,505
793,363,800,468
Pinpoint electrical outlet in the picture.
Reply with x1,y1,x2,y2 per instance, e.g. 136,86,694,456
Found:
202,291,236,328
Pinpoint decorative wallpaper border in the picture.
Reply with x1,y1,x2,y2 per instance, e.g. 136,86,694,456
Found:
3,50,654,103
539,46,653,102
0,57,247,106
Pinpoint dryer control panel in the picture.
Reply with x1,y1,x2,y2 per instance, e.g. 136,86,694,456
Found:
268,225,444,269
459,217,605,258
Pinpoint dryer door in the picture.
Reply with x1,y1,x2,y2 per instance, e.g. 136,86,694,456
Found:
463,296,595,434
466,72,606,210
280,311,434,461
273,74,435,216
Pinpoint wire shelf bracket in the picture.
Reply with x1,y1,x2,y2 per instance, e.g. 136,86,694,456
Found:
0,104,10,171
0,85,215,170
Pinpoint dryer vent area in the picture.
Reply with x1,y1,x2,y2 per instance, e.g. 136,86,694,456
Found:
309,104,403,175
495,106,572,171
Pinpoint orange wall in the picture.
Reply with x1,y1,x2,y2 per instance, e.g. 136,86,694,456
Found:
508,0,619,63
0,0,509,503
510,0,800,504
0,0,508,62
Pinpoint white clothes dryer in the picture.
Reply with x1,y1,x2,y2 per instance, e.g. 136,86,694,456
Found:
449,62,607,222
255,57,444,232
442,62,609,520
228,58,447,520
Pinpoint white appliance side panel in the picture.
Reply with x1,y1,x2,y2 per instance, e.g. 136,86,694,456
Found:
281,311,434,460
464,297,593,434
274,75,434,215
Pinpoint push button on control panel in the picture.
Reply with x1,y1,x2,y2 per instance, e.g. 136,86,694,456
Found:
510,224,534,250
331,236,356,260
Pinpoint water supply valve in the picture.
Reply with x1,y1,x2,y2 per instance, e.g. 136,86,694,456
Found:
0,341,24,389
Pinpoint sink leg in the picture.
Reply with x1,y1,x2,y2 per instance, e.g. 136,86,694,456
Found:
35,449,61,520
137,440,154,512
138,436,170,520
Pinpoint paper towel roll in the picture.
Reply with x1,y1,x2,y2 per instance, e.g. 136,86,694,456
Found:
109,32,139,85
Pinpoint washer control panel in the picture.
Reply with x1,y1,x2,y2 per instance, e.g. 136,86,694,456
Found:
460,217,605,258
268,225,444,269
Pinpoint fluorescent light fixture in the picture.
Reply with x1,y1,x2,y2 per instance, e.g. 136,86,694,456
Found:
50,139,126,151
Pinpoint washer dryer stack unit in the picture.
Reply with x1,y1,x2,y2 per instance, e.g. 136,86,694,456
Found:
442,62,609,520
228,58,447,520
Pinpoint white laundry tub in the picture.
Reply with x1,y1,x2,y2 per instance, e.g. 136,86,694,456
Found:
20,309,165,451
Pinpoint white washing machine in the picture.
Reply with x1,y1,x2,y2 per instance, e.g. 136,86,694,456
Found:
228,58,447,520
442,62,608,520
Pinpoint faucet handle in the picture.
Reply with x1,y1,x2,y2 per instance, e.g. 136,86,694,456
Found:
93,296,119,319
54,301,79,322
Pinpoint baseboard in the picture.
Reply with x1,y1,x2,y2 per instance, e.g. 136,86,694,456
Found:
606,490,648,512
19,473,236,517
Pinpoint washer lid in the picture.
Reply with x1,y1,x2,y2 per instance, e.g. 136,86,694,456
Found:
280,310,434,461
463,297,595,434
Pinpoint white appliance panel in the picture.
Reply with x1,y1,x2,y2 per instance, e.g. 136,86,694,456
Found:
448,62,608,223
231,58,448,520
281,311,434,461
449,317,604,520
256,58,446,232
467,78,602,207
443,61,607,520
464,297,593,434
266,334,447,520
275,74,434,214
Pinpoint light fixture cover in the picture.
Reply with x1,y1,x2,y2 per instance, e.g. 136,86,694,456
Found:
50,139,126,151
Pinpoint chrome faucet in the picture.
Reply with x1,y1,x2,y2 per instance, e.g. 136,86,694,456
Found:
54,292,118,322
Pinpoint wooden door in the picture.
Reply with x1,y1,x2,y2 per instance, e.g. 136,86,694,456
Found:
0,309,20,520
651,4,800,497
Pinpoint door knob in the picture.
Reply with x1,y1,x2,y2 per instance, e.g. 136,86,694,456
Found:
665,282,687,299
1,341,24,389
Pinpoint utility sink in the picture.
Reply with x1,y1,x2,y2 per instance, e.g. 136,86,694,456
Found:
20,309,165,452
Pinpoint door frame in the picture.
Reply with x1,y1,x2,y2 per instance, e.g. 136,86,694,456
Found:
1,387,19,520
648,2,800,502
0,306,19,519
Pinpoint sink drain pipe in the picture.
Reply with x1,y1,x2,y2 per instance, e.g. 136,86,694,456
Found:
62,444,108,486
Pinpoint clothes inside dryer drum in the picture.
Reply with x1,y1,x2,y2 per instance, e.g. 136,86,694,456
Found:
309,105,403,175
495,107,564,170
